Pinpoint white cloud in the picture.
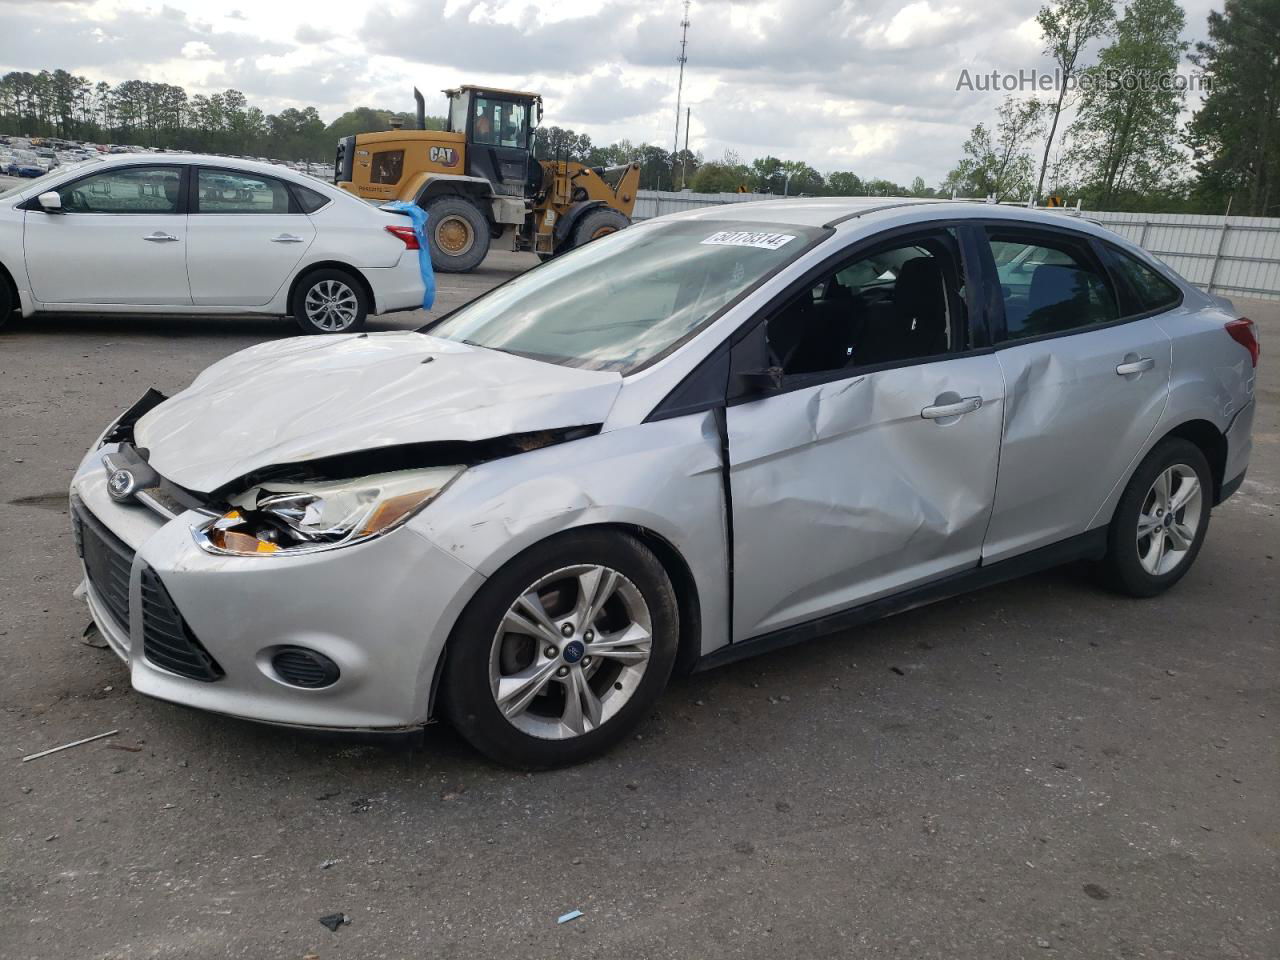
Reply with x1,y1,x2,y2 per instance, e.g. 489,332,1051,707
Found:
0,0,1224,185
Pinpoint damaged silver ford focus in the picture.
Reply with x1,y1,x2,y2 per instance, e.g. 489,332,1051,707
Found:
71,198,1258,767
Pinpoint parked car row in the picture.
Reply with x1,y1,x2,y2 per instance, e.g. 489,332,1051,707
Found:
0,134,334,181
0,153,425,333
59,194,1259,767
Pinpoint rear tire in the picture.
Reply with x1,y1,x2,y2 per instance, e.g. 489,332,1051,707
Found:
0,272,13,331
1100,437,1213,597
570,208,629,249
443,530,678,769
292,268,368,335
423,196,490,273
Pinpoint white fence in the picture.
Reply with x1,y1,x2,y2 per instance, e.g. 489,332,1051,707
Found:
633,190,1280,302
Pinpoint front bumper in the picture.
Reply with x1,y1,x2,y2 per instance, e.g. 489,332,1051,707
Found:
71,445,484,730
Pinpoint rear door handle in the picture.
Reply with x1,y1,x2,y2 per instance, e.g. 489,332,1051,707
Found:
271,234,305,243
1116,357,1155,376
921,396,983,420
143,232,179,243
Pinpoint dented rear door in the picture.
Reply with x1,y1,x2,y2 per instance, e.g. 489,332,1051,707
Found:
726,355,1005,642
981,317,1171,562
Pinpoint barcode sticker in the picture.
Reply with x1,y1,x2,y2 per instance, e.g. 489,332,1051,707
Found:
700,230,796,250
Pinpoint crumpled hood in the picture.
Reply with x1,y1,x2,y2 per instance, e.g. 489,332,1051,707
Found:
135,331,622,492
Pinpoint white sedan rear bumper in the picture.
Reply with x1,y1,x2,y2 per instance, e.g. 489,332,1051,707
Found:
366,253,426,315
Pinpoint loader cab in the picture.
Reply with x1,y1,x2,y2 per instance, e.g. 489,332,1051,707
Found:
445,86,542,198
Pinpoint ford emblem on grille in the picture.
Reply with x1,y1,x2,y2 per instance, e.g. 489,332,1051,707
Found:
107,468,137,502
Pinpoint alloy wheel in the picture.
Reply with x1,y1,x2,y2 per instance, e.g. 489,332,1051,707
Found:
1136,463,1202,576
303,279,359,331
489,564,653,740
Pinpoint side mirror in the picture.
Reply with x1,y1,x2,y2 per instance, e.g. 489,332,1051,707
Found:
37,191,62,213
739,366,785,394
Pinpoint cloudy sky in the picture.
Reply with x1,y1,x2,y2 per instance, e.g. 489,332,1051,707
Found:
0,0,1218,184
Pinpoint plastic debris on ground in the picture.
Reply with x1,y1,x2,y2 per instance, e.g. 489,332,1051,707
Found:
318,913,350,932
557,910,584,924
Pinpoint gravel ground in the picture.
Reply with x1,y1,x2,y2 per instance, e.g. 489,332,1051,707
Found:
0,256,1276,960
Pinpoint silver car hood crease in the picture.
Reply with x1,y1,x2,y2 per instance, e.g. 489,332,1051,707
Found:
134,332,623,492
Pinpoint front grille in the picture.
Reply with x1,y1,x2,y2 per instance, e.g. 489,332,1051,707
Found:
72,499,134,629
140,566,224,682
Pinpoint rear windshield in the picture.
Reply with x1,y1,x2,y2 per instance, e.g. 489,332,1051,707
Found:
429,219,828,373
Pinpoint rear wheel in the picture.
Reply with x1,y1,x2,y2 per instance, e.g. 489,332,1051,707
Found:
443,530,678,768
292,268,368,335
1100,437,1212,597
423,196,490,273
0,272,13,331
570,207,629,249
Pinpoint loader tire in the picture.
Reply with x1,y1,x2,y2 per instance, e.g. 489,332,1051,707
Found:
571,208,629,249
423,196,490,273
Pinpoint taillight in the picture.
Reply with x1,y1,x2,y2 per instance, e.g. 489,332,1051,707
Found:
385,224,419,250
1225,317,1260,367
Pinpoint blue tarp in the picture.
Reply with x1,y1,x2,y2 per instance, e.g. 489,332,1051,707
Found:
383,201,436,311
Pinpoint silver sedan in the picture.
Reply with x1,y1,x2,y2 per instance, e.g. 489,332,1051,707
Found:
71,198,1258,767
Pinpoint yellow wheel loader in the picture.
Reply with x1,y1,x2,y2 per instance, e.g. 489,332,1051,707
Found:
335,86,640,272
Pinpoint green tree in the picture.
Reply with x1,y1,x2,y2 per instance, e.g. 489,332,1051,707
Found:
1067,0,1187,207
1188,0,1280,215
826,171,863,195
1035,0,1116,200
943,97,1045,200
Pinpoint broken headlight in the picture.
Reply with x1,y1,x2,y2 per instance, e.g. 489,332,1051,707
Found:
194,466,464,556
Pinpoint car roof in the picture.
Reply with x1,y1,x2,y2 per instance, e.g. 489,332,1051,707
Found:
87,152,308,177
658,195,1125,244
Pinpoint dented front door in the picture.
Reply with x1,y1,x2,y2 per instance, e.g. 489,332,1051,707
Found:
725,355,1005,642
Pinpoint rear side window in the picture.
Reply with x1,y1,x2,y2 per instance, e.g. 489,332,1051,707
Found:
1105,245,1181,315
292,183,330,213
987,229,1118,342
196,169,292,214
370,150,404,184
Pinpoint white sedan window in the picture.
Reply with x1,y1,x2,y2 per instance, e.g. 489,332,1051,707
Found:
58,166,182,214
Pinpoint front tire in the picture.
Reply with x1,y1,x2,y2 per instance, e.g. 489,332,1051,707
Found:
1100,437,1212,597
570,207,629,249
443,530,679,768
423,196,490,273
292,268,368,335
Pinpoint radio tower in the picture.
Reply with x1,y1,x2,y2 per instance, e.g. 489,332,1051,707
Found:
671,1,690,190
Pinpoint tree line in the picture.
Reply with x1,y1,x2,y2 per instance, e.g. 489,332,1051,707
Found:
2,0,1273,215
0,70,447,161
939,0,1276,214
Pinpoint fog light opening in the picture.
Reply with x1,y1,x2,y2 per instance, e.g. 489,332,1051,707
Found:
270,646,340,689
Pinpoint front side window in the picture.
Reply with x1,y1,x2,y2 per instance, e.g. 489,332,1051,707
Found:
58,166,182,214
766,231,966,377
987,230,1118,340
1105,245,1181,315
431,220,828,373
473,97,529,148
195,169,291,214
370,150,404,185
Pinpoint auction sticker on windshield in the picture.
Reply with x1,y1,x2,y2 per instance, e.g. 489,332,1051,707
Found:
700,230,796,250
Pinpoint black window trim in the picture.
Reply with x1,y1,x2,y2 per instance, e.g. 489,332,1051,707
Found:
974,218,1174,349
191,165,304,215
1092,238,1185,322
649,217,994,420
20,162,190,215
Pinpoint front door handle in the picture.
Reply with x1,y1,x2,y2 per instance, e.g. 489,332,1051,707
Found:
921,396,983,420
143,232,179,243
1116,357,1155,376
270,234,305,243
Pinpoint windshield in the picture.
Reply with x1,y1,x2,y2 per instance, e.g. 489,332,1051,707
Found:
0,156,101,200
430,219,827,373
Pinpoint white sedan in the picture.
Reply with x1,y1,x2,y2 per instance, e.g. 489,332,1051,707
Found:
0,154,425,334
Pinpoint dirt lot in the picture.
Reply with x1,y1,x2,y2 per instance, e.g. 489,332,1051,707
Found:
1,258,1276,960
